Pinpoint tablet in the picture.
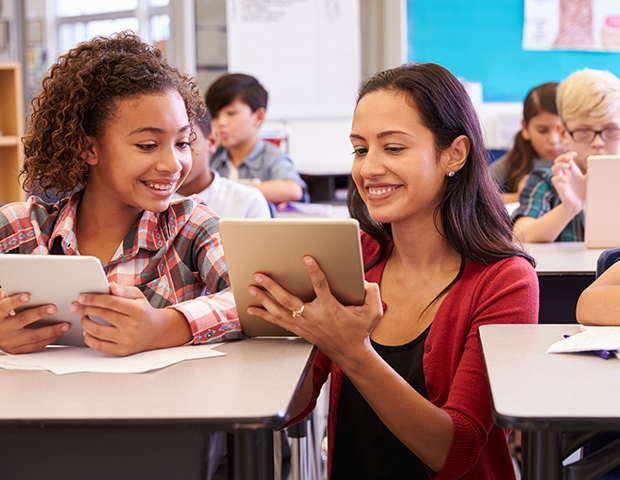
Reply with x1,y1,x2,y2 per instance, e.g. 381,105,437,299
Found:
218,218,366,337
0,255,110,347
585,155,620,248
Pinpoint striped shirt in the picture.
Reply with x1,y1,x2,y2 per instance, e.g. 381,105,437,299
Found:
514,168,585,242
0,190,243,344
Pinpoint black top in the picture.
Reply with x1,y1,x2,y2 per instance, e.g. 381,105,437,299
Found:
330,325,432,479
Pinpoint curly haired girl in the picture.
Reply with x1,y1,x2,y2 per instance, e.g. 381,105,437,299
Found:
0,31,242,355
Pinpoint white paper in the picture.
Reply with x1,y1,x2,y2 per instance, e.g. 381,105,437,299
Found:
0,344,226,375
546,326,620,354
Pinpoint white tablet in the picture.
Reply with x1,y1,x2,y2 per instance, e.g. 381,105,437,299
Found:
218,218,366,337
0,255,110,347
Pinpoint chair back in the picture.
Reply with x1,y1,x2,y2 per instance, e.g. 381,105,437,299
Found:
596,247,620,278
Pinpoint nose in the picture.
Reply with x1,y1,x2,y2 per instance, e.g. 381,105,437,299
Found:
358,148,386,179
156,144,184,174
591,132,605,148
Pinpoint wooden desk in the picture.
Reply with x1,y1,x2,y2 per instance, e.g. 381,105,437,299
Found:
0,338,315,480
524,243,606,324
479,324,620,480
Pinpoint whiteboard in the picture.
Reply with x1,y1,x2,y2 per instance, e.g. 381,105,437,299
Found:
226,0,361,119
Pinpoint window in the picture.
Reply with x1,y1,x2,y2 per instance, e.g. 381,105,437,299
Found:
54,0,170,57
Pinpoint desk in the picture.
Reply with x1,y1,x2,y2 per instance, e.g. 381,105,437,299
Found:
524,243,606,324
479,324,620,480
0,338,315,480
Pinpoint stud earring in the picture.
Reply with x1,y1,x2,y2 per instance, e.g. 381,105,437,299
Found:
448,171,455,177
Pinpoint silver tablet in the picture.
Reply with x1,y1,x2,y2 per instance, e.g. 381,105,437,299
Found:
218,218,365,337
0,255,110,347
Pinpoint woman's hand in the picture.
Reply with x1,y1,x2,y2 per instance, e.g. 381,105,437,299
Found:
551,151,586,216
246,256,383,366
72,282,192,357
0,289,70,354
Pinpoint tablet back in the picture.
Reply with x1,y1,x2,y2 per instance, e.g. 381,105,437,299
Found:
0,255,109,347
219,218,365,337
585,155,620,249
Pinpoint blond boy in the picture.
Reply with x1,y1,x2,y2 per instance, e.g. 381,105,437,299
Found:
513,69,620,242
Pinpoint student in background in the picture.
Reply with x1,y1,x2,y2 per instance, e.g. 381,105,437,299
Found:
246,63,538,479
576,269,620,480
175,105,271,219
205,73,308,210
513,68,620,243
489,82,568,204
0,32,242,356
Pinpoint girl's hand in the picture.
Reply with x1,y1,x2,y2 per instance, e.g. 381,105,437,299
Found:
246,256,383,366
551,151,586,216
0,289,70,354
72,282,192,357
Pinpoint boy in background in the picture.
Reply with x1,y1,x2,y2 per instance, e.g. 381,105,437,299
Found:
175,107,271,219
206,73,308,210
513,68,620,242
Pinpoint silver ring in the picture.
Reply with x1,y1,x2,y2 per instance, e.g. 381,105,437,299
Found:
291,304,305,318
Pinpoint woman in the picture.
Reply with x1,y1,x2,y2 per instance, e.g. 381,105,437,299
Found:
247,63,538,479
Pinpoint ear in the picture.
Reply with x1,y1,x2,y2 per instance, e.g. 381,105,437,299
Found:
207,129,219,155
442,135,469,175
253,107,266,128
82,136,99,166
521,119,531,141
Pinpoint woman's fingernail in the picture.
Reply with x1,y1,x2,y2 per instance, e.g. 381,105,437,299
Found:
304,257,313,266
46,306,56,314
20,294,29,302
70,303,78,312
249,287,257,296
247,308,255,316
253,274,262,283
78,294,86,303
61,325,70,332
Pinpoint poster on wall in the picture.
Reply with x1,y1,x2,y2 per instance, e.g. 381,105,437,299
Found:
523,0,620,52
226,0,361,119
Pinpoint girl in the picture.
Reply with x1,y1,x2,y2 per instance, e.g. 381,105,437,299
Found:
246,64,539,479
489,82,568,204
0,32,242,356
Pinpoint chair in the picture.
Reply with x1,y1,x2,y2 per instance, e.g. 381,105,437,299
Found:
596,247,620,279
559,247,620,480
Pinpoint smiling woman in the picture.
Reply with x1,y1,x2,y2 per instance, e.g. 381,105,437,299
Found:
0,31,242,357
246,63,539,479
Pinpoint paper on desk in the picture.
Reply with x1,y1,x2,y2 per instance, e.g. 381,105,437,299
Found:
546,326,620,354
0,344,226,375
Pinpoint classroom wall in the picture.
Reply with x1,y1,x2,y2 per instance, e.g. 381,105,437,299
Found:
407,0,620,149
408,0,620,102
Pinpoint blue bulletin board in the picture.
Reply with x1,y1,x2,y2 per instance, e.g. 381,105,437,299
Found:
407,0,620,102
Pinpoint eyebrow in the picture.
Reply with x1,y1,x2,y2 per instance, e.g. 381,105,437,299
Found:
350,130,411,140
127,124,191,136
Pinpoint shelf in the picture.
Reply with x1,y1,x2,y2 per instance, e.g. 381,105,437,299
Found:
0,62,25,204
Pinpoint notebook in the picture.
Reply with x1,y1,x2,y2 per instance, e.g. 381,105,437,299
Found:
218,218,366,337
585,155,620,249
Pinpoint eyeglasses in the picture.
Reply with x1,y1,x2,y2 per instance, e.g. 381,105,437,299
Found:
566,127,620,143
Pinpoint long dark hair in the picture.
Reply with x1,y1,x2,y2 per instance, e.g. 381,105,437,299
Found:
347,63,534,273
504,82,559,193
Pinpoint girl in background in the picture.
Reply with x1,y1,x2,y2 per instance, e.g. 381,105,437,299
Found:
490,82,568,204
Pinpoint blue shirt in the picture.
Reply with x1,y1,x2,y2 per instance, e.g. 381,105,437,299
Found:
210,139,308,201
514,168,584,242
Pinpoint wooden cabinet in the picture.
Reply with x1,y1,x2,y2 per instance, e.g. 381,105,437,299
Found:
0,62,25,204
